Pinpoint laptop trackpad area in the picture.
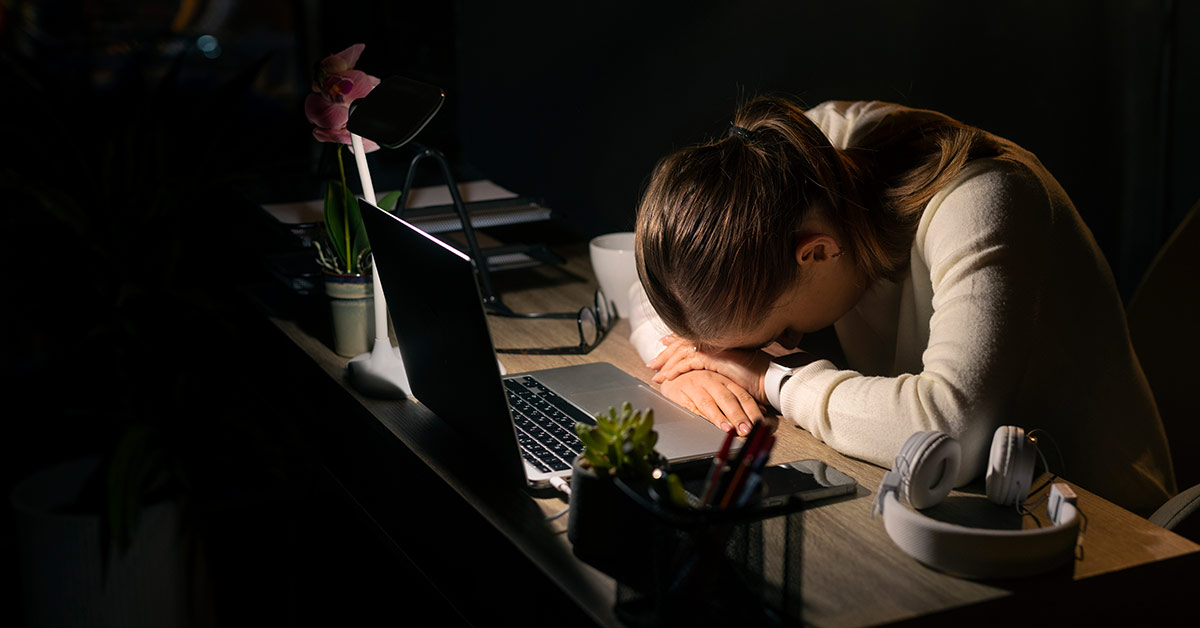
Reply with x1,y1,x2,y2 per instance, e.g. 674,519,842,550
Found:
566,385,725,461
568,385,687,423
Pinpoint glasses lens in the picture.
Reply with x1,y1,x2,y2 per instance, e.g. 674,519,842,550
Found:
594,290,613,329
579,306,598,346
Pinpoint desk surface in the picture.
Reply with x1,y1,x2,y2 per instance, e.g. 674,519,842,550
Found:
258,241,1199,627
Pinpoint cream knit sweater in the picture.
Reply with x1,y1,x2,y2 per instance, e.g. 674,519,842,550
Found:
629,101,1175,516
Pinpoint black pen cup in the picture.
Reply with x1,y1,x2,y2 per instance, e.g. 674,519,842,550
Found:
569,468,803,627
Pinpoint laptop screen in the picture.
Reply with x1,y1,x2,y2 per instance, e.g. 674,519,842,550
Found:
360,198,527,486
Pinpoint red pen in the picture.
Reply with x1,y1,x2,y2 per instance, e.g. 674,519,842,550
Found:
699,429,737,508
718,424,769,509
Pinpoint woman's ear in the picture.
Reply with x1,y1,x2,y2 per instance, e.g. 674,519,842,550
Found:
794,233,844,265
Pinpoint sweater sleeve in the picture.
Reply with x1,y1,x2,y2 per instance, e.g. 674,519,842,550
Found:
628,279,673,363
802,100,906,149
780,160,1049,485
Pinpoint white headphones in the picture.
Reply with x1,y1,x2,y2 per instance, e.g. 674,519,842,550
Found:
872,426,1081,579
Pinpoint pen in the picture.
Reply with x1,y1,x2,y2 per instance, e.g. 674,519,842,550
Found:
735,473,763,508
717,423,767,509
735,447,773,508
710,423,760,509
699,429,737,508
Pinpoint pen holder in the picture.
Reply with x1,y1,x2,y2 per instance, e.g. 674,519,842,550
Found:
586,476,803,627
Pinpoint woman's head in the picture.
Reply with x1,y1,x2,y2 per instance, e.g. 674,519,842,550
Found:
635,96,870,348
635,96,1009,349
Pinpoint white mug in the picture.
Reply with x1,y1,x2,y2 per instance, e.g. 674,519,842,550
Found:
589,232,638,318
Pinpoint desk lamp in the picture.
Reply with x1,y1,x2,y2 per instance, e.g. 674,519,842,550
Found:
349,77,518,315
338,76,446,399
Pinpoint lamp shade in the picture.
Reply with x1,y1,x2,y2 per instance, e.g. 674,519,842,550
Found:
347,76,445,149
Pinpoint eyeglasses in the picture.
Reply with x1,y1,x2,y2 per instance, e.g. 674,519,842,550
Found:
493,290,615,355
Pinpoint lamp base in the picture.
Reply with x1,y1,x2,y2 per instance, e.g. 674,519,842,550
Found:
347,340,411,399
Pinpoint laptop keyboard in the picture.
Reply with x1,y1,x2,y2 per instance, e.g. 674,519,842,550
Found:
504,376,597,473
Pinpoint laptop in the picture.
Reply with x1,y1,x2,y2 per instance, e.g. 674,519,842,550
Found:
359,198,728,488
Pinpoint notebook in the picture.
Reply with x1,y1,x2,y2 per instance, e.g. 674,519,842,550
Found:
359,198,728,488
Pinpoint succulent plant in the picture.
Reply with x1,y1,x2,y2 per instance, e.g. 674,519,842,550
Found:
575,403,663,478
575,403,688,506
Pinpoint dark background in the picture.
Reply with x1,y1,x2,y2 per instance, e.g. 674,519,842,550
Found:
1,0,1196,625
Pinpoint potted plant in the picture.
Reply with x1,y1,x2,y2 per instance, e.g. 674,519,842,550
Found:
567,403,686,591
303,43,401,357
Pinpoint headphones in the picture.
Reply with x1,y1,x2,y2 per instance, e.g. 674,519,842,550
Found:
872,426,1081,579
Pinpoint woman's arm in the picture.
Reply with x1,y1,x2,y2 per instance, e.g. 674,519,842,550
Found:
782,160,1048,484
628,279,673,363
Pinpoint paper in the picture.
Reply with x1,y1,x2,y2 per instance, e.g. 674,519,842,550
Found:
260,179,519,225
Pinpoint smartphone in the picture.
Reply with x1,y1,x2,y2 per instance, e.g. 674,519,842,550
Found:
757,460,858,507
680,459,857,510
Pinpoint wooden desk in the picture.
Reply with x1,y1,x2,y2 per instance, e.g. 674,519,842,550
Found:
255,242,1199,626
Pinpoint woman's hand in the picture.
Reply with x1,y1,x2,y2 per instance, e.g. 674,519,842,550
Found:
648,335,772,403
659,370,764,435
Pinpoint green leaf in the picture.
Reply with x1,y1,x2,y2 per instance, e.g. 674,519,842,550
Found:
632,412,652,443
106,424,165,552
597,414,620,438
665,473,689,507
577,428,602,454
322,180,371,274
345,184,370,273
323,182,349,271
377,190,403,212
606,442,623,469
583,449,605,470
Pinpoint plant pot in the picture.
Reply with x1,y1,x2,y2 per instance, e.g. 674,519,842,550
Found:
323,270,375,357
567,456,656,592
9,457,188,628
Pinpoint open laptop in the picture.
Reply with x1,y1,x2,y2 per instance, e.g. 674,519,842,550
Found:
359,198,728,488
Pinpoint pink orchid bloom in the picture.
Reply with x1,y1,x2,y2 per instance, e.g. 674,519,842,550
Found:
318,43,365,80
306,43,381,152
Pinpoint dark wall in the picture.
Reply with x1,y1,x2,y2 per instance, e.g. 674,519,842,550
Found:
453,0,1198,299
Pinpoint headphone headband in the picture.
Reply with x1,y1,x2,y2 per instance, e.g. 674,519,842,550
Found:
874,427,1081,579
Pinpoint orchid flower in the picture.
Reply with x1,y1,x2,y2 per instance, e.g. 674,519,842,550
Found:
305,44,383,275
305,43,381,152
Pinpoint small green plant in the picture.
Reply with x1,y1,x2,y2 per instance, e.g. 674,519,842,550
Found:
575,403,688,506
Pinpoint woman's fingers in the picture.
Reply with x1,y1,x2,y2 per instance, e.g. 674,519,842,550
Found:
646,334,692,370
725,381,763,431
652,348,708,383
648,337,772,405
660,371,762,435
651,335,714,382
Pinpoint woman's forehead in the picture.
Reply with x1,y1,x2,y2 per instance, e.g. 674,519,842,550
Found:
701,309,790,351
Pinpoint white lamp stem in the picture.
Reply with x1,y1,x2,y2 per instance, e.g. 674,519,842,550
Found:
350,133,390,344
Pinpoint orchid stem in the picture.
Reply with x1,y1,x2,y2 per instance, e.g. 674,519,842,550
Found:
336,144,352,273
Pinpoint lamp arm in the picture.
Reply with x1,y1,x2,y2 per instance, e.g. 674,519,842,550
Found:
398,143,506,312
349,133,390,344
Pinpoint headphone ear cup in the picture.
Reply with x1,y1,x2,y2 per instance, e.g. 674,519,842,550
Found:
986,426,1037,506
899,431,961,510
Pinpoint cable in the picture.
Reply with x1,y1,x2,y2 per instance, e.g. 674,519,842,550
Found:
549,475,571,496
546,476,572,522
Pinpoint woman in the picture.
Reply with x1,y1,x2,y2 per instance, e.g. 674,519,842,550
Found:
629,97,1174,516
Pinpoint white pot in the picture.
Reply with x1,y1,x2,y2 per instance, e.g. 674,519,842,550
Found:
323,271,375,357
10,457,188,628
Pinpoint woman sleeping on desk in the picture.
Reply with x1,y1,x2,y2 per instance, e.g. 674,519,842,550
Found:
628,97,1175,517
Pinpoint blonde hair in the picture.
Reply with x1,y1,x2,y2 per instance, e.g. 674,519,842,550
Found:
635,96,1012,343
